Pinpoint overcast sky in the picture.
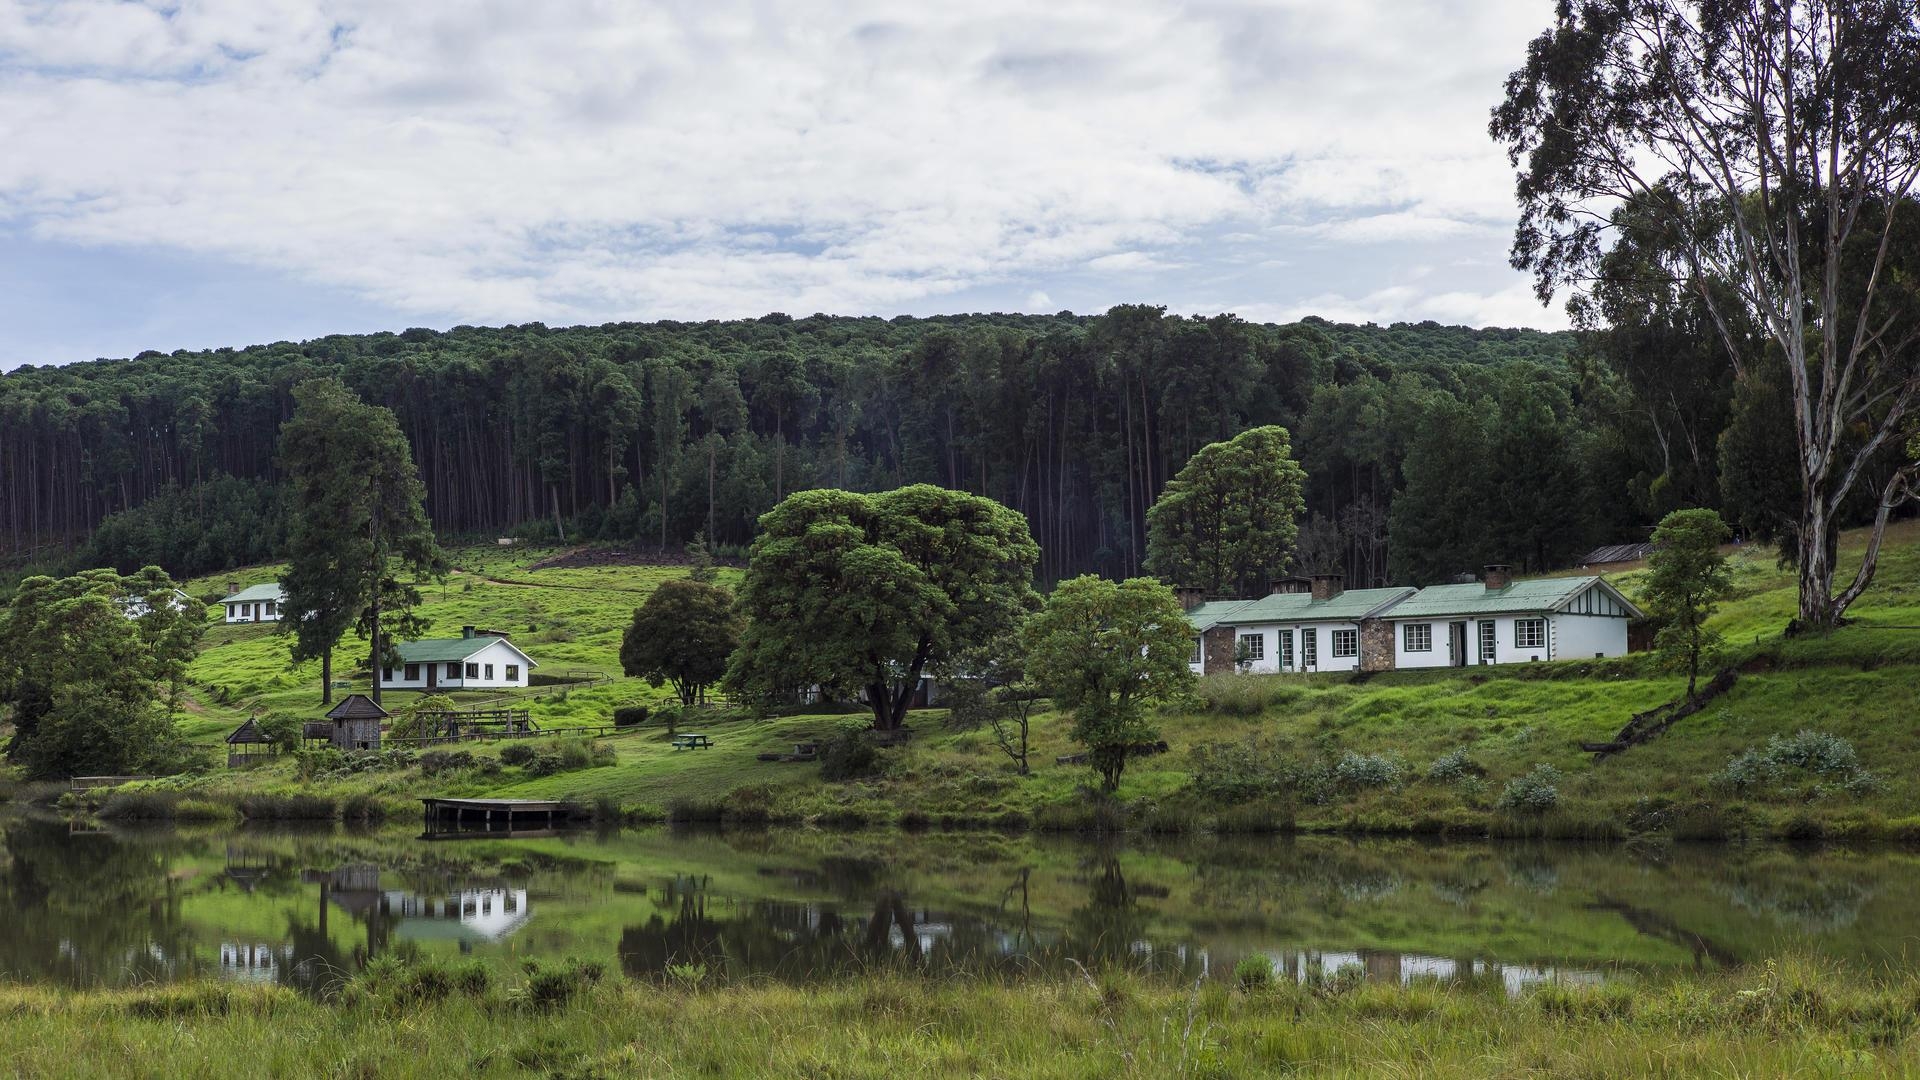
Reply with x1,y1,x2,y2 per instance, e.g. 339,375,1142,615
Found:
0,0,1567,369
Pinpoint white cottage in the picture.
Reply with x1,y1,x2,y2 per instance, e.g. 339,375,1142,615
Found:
1184,576,1415,675
221,582,287,623
1383,566,1641,669
381,627,537,691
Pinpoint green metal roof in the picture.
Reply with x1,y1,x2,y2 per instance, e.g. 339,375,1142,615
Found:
1184,587,1415,631
394,636,536,666
221,582,284,603
1385,576,1637,619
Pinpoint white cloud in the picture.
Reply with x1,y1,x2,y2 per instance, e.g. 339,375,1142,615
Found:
0,0,1567,345
1025,289,1053,310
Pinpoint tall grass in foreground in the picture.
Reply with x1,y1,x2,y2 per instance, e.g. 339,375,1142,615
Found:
0,957,1916,1078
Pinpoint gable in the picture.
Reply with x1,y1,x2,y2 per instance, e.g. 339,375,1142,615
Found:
1554,579,1641,619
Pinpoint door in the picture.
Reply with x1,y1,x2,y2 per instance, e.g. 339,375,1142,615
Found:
1449,621,1468,667
1477,620,1496,664
427,664,438,690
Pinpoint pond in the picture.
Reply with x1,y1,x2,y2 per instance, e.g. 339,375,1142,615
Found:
2,813,1916,993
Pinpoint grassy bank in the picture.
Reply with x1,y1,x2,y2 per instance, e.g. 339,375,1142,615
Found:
39,521,1920,841
0,955,1916,1077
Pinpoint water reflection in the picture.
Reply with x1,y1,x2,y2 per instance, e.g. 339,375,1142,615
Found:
4,813,1920,992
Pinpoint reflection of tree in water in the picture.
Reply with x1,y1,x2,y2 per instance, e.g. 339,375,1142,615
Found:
1717,867,1876,934
1502,850,1560,896
0,818,203,986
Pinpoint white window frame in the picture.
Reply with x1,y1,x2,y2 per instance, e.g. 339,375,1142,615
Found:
1331,629,1358,658
1478,620,1496,663
1191,636,1203,664
1515,618,1546,650
1404,623,1433,652
506,664,520,681
1277,629,1294,669
1238,633,1265,662
1302,628,1317,668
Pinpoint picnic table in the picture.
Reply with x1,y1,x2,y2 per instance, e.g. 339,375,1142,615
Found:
671,733,713,750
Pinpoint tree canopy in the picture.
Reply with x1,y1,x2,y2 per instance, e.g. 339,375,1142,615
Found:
620,579,741,707
1646,508,1736,698
1493,0,1920,626
727,484,1039,731
1145,425,1307,596
0,567,202,779
1023,575,1193,792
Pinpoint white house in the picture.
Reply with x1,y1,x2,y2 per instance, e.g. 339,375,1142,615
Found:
221,582,286,624
380,627,537,691
1383,566,1642,669
118,589,194,620
1185,577,1415,675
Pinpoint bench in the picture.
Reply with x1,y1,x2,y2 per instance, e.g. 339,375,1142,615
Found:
671,733,713,750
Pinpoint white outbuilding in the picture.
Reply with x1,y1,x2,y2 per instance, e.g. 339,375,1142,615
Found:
221,582,286,623
381,627,538,691
1382,566,1642,669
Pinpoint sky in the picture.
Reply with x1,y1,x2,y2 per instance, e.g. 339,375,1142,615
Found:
0,0,1567,370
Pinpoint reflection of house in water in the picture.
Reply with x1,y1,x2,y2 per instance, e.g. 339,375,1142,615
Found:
1210,946,1605,995
302,864,533,953
219,942,292,982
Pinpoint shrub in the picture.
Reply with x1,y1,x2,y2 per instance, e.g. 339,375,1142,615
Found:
819,725,881,782
1235,953,1275,989
1186,738,1285,804
418,750,476,777
1426,747,1483,783
499,744,538,767
1332,751,1404,791
1712,730,1875,795
1497,764,1562,814
518,958,604,1012
612,706,650,728
295,747,345,779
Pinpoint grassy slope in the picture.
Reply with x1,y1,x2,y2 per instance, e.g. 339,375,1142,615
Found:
159,522,1920,840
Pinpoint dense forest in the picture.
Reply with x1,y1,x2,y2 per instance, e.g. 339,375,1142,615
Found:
0,306,1823,589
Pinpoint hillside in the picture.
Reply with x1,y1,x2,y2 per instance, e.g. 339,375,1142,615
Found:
142,519,1920,842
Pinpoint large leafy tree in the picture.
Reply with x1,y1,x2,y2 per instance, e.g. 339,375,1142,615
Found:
0,568,202,779
1145,425,1307,597
621,579,741,707
1493,0,1920,628
279,379,439,706
1646,508,1736,697
727,485,1039,732
1023,576,1193,793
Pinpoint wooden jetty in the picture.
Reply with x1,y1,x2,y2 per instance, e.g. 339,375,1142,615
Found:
420,797,570,838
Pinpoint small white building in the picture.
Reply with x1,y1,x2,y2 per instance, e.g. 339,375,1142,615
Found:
381,627,537,691
1185,577,1414,675
1383,566,1642,668
118,588,194,620
221,582,286,624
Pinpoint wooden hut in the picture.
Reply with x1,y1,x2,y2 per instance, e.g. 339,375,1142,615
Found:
322,694,389,752
226,719,278,768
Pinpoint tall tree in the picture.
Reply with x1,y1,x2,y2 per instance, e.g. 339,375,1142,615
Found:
1022,576,1192,792
727,485,1039,732
1493,0,1920,628
1144,425,1307,597
1645,508,1735,697
280,379,439,706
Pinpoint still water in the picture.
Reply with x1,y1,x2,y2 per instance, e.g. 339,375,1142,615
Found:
2,813,1915,993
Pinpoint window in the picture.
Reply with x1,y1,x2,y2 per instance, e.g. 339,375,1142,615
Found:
1332,629,1358,658
1404,623,1433,652
484,664,495,679
1277,629,1294,669
506,664,520,681
265,602,277,617
1515,618,1546,650
382,667,394,682
1238,633,1265,662
1191,637,1203,664
1478,621,1496,663
446,662,460,679
1302,628,1317,668
404,664,419,681
465,662,479,678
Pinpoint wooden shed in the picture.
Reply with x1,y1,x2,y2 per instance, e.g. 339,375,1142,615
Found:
321,694,389,752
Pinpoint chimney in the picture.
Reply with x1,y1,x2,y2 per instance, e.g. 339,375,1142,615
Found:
1269,577,1311,595
1310,574,1345,602
1483,565,1513,591
462,625,476,639
226,579,239,596
1173,587,1207,611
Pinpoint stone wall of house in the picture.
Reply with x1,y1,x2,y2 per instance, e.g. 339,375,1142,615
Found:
1202,626,1238,675
1358,618,1396,672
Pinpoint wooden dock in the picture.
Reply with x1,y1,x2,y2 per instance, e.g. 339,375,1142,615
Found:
420,797,570,837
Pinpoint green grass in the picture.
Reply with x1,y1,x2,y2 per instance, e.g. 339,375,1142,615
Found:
120,523,1920,840
0,955,1917,1078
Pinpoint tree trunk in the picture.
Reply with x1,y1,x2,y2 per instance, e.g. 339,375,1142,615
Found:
1795,494,1838,629
321,647,333,706
550,485,567,543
